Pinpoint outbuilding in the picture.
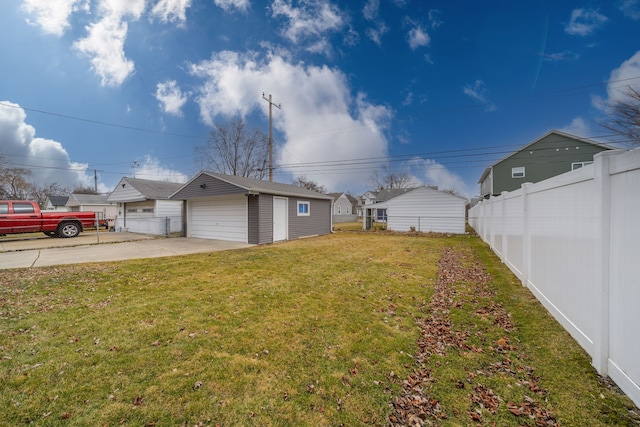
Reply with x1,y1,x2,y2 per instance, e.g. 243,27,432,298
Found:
107,177,185,235
362,186,466,234
170,172,333,244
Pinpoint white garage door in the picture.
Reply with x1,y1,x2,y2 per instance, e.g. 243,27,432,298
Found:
189,195,247,242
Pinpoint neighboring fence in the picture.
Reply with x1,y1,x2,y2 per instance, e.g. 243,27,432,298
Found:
114,216,182,236
333,214,358,223
469,148,640,408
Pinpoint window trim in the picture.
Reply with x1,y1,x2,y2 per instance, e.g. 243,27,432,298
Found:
511,166,525,178
297,201,310,216
571,161,593,170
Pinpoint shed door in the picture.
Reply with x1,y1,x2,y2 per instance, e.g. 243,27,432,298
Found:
189,195,247,242
273,197,288,242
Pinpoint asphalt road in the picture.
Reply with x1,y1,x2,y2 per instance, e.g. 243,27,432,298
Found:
0,231,253,269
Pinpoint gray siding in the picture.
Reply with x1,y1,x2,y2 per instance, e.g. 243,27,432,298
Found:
288,198,332,240
258,195,274,244
248,196,259,244
172,174,246,199
484,133,612,197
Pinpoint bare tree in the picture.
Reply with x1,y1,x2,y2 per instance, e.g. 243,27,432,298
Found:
369,166,416,190
0,167,34,199
292,176,327,193
601,85,640,146
196,117,269,179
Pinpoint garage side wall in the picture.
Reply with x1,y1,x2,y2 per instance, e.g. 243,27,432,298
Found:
288,198,331,240
248,195,274,245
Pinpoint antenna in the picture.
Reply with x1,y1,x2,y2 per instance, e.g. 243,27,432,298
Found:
131,161,139,178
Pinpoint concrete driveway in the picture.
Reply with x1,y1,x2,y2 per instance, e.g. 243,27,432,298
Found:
0,232,253,269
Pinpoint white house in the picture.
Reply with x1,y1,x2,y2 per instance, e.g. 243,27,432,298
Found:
328,192,358,223
66,194,116,221
107,177,185,235
44,196,70,211
362,186,466,234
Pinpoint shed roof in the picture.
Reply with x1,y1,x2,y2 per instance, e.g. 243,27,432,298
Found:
172,171,334,200
67,194,112,206
107,177,185,202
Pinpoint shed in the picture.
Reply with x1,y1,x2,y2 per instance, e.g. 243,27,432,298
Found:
363,186,466,234
107,177,185,235
66,193,116,221
170,172,334,244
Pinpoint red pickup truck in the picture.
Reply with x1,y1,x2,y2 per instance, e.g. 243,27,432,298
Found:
0,200,104,238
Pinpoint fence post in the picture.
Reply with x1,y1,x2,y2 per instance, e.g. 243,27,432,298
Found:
488,196,495,250
521,183,532,287
501,191,508,264
591,151,615,375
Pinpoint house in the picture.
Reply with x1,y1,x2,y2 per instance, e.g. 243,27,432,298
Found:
328,192,358,223
44,195,70,211
357,190,378,216
107,177,185,235
362,186,466,234
478,130,614,198
66,193,116,221
170,171,334,244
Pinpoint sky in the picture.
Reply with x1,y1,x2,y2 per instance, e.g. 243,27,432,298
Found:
1,0,639,198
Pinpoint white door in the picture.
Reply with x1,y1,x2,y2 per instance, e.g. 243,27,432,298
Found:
273,197,288,242
189,195,247,242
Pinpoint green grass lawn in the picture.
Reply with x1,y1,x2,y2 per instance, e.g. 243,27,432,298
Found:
0,233,637,426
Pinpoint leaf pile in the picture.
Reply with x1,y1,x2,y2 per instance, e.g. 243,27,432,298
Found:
390,246,558,426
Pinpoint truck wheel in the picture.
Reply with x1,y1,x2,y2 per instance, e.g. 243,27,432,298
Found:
57,222,81,238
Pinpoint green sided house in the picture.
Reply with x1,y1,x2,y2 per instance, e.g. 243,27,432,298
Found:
478,130,615,198
170,172,333,244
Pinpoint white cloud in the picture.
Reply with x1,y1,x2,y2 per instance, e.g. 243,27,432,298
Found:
564,8,608,36
151,0,192,24
189,51,390,192
271,0,346,55
606,50,640,102
0,101,96,191
463,80,496,112
22,0,88,36
366,22,388,46
408,26,430,50
618,0,640,20
132,155,188,183
155,80,188,116
560,117,592,137
214,0,250,12
363,0,379,21
73,16,135,87
408,158,471,197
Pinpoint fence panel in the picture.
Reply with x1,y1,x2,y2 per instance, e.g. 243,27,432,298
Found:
468,148,640,409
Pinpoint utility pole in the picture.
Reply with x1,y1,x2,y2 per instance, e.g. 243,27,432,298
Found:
262,93,281,181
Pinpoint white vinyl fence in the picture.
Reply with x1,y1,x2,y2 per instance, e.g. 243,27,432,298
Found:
469,148,640,408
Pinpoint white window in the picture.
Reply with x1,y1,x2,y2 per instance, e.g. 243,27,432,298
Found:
127,208,138,213
297,201,310,216
142,208,154,213
512,167,525,178
571,161,593,170
346,205,351,214
337,205,341,214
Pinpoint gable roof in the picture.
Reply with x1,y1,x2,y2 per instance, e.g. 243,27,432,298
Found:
365,186,466,207
67,193,112,206
107,177,185,202
172,171,334,200
478,129,615,183
47,195,69,206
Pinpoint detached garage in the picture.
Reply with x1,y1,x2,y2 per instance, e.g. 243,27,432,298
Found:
171,172,333,244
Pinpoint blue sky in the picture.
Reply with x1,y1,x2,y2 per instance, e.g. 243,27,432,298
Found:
1,0,639,198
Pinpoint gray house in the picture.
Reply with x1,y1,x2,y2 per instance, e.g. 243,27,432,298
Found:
170,172,333,244
107,177,185,235
328,192,358,223
478,130,614,198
